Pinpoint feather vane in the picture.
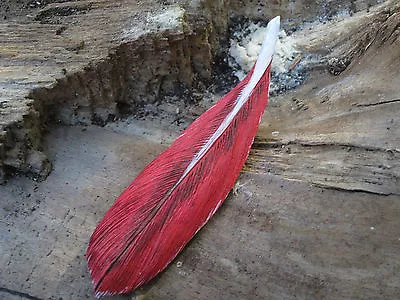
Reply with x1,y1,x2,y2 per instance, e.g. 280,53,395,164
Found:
87,16,280,297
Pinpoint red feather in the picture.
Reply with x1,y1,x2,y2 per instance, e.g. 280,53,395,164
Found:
87,17,280,297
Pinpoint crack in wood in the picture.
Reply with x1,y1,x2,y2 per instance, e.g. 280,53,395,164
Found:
355,98,400,107
0,287,43,300
252,139,399,153
246,139,400,196
312,183,392,195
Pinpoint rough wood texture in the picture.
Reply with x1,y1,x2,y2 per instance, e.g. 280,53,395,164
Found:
0,0,399,299
247,3,400,196
0,0,223,181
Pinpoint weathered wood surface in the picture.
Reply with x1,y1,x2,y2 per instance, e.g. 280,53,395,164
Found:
0,0,146,180
0,0,399,300
0,0,221,181
244,2,400,196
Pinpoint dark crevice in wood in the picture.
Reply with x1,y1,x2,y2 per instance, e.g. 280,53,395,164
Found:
0,287,43,300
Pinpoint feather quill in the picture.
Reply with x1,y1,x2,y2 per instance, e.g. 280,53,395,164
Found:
87,16,280,297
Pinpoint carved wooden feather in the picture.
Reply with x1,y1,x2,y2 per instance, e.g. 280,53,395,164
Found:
87,16,280,297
